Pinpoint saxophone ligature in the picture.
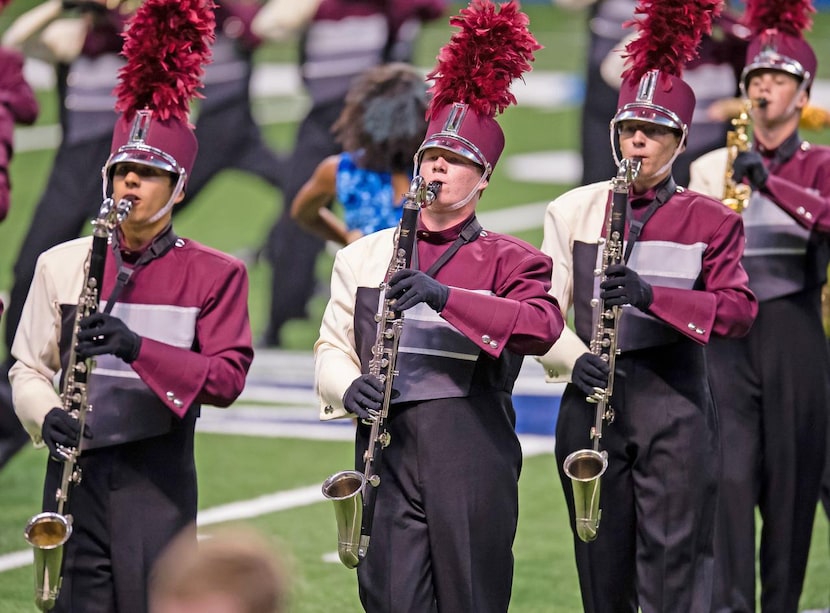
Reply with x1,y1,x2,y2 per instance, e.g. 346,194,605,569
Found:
723,97,767,214
321,177,440,568
23,197,131,611
562,157,640,543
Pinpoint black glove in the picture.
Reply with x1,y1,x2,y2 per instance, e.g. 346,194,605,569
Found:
76,313,142,363
41,407,91,461
600,264,653,311
386,269,449,312
343,374,384,420
732,151,768,190
571,353,610,399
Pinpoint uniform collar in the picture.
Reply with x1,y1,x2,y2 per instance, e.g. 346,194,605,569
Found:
756,130,800,165
417,213,476,244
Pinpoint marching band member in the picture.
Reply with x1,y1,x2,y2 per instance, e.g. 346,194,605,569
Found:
688,0,830,609
10,2,253,610
538,0,757,609
314,2,563,610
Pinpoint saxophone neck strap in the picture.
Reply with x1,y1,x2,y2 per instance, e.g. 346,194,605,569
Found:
417,216,483,278
623,177,676,264
104,225,179,313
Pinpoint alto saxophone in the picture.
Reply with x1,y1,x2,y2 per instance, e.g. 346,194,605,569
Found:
322,176,440,568
23,197,132,611
723,98,766,214
562,157,640,543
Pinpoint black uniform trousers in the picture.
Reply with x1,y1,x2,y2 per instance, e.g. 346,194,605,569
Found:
556,341,719,613
355,393,522,613
708,289,829,613
261,99,344,346
43,415,197,613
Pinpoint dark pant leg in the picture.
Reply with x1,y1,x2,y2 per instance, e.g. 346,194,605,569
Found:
755,296,829,613
621,347,719,613
356,412,437,613
261,101,343,345
708,334,762,613
556,384,638,613
357,396,521,613
0,360,27,468
44,453,117,613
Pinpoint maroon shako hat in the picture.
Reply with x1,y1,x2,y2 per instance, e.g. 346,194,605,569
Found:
740,0,817,92
103,0,215,196
611,0,722,149
416,0,541,177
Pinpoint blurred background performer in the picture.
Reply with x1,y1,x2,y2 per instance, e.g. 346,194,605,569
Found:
290,62,429,246
258,0,448,347
537,0,757,610
688,0,830,610
9,1,254,611
0,0,40,470
314,2,563,610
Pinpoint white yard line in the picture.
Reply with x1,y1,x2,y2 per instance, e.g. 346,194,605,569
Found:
0,426,553,573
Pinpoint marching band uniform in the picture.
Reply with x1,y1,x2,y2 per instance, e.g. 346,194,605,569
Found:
538,2,757,609
11,230,251,613
315,4,562,610
9,3,253,610
688,5,830,607
540,178,756,612
316,219,563,611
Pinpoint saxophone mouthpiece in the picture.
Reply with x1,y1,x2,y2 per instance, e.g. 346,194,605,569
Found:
755,98,768,109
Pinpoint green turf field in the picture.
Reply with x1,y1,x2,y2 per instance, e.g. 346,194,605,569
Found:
1,2,829,611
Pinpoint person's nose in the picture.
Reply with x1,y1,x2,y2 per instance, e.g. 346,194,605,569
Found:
123,171,140,187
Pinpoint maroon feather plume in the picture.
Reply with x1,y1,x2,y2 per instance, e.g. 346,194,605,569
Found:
621,0,723,83
425,0,542,120
744,0,814,37
113,0,216,125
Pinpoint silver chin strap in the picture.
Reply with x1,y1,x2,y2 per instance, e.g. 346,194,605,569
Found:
436,172,489,211
148,173,186,223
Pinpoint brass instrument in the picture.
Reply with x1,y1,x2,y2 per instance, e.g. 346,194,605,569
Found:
562,158,640,543
322,177,440,568
24,197,131,611
723,98,766,214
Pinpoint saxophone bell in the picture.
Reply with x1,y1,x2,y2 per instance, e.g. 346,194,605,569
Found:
321,470,367,569
24,512,72,611
563,449,608,542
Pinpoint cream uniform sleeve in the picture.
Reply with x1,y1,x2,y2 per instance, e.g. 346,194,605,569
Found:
9,242,89,444
535,196,592,383
688,147,728,199
314,231,394,421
